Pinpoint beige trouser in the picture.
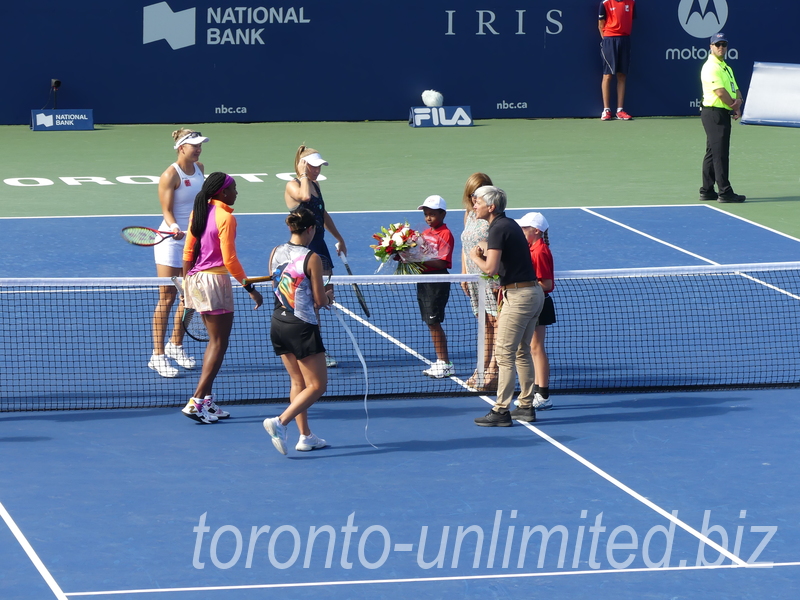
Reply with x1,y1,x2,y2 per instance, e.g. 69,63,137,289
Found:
492,285,544,412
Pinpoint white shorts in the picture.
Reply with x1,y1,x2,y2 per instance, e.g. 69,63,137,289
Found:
153,221,187,269
184,272,234,314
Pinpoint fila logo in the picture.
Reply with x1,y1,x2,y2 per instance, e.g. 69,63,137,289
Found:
143,2,196,50
678,0,728,39
412,107,472,127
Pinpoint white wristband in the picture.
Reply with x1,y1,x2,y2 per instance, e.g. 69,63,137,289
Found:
169,223,180,232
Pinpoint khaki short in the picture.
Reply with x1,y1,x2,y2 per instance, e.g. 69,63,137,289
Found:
184,272,234,314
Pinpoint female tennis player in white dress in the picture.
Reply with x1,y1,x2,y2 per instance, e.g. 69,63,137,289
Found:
148,128,209,378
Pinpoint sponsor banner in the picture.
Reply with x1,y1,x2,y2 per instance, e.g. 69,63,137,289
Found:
31,110,94,131
409,106,472,128
4,1,799,124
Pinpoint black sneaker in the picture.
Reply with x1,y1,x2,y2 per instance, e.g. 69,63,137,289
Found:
698,193,718,201
718,193,746,203
474,409,512,427
510,406,536,422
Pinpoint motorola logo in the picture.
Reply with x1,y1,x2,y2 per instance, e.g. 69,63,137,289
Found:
678,0,728,39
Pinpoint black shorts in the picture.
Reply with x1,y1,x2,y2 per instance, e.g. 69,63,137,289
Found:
601,35,631,75
270,308,325,360
537,294,557,327
417,281,450,325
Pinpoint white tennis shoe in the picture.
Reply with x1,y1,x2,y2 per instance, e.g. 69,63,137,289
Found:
296,433,328,451
423,360,454,378
165,342,196,369
533,393,553,410
182,398,218,424
148,353,178,378
264,417,288,455
204,394,230,419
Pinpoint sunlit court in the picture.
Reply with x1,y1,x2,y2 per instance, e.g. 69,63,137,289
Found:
4,2,800,596
1,112,799,599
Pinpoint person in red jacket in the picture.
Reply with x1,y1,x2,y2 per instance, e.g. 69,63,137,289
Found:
599,0,635,121
417,195,456,379
517,212,556,411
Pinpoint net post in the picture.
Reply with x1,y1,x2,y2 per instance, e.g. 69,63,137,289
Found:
476,277,487,388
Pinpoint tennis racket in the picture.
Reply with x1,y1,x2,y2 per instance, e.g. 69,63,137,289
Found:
121,226,180,246
336,243,370,318
170,276,209,343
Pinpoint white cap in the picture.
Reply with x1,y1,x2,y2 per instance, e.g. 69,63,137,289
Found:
173,132,209,149
303,152,329,167
515,212,549,231
418,195,447,211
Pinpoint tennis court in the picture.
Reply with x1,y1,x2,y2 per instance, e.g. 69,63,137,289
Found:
1,118,799,598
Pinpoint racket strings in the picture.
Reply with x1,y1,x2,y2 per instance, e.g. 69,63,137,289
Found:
121,226,170,246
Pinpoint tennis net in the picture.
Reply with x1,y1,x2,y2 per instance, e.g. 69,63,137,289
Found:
2,263,800,411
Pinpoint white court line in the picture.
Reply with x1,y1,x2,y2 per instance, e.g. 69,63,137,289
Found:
705,203,800,244
513,418,747,564
64,562,800,596
0,501,68,600
0,203,729,220
580,208,720,265
582,206,800,301
332,302,471,388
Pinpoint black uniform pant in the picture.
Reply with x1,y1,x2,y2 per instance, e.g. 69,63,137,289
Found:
700,106,733,196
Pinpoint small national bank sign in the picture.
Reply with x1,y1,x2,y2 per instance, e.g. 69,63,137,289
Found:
409,106,472,128
31,110,94,131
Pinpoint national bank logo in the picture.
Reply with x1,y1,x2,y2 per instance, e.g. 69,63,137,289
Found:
143,2,196,50
678,0,728,39
35,113,54,128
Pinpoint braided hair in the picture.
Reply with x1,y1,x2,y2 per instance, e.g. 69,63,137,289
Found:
189,172,229,263
542,229,550,247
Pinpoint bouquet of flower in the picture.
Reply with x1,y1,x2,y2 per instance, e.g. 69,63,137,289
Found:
371,222,437,275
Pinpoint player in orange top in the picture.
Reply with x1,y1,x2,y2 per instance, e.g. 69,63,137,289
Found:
180,172,263,424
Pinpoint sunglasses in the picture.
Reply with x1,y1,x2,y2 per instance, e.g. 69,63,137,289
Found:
175,131,204,146
714,42,728,48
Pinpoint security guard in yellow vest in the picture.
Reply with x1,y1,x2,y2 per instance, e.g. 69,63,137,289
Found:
699,32,745,203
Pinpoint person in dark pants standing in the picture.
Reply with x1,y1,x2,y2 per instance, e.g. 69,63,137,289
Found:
469,186,544,427
699,32,745,204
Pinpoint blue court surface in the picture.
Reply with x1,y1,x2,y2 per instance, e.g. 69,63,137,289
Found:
1,205,800,599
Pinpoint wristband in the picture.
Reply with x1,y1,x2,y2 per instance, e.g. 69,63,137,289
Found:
243,283,255,293
169,223,180,232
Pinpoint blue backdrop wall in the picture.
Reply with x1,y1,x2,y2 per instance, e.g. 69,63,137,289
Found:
4,1,798,125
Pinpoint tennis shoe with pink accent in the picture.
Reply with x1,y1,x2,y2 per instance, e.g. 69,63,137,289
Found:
148,353,178,378
600,108,613,121
203,394,230,419
296,433,328,451
264,417,288,455
166,342,196,369
182,398,218,424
